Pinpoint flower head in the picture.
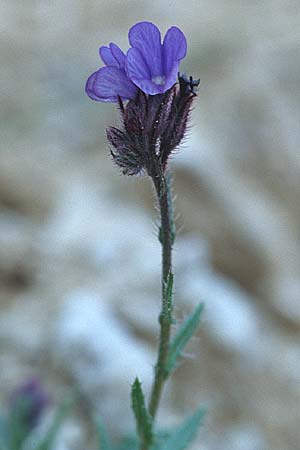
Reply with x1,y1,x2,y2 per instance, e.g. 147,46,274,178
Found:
85,22,187,101
86,22,199,179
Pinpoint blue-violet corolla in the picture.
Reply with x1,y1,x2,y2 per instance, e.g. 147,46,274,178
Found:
86,21,187,101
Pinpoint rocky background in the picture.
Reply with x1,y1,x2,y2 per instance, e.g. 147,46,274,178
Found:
1,1,300,449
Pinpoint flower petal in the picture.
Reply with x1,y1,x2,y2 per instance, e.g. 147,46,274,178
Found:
127,47,164,94
132,78,165,95
162,26,187,75
126,47,151,84
163,61,180,92
99,46,118,67
92,66,137,102
128,21,162,76
127,48,178,95
109,43,126,68
85,71,103,101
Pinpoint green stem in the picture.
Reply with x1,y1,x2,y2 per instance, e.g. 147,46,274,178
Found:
148,171,174,420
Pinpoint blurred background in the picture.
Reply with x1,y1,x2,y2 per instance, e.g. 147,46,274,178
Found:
1,0,300,449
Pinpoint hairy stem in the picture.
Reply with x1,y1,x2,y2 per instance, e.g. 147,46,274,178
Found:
148,171,174,421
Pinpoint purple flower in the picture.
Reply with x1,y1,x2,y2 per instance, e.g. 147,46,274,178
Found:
126,22,187,95
85,22,187,101
86,43,138,102
9,377,49,430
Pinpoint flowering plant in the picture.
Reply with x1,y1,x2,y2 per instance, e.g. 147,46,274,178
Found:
0,378,73,450
86,21,204,450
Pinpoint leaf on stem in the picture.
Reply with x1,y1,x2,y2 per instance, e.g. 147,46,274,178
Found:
0,416,7,450
32,393,75,450
158,407,205,450
131,378,153,448
114,435,138,450
162,272,174,325
95,418,113,450
165,304,204,376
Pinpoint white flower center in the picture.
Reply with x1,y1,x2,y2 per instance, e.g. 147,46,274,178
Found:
151,75,166,86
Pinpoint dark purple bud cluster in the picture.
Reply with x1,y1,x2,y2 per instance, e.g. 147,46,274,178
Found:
9,377,49,430
107,74,199,177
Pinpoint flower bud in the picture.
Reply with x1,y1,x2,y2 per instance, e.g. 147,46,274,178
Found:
107,74,199,178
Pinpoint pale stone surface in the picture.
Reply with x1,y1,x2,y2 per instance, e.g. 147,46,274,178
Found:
51,288,154,435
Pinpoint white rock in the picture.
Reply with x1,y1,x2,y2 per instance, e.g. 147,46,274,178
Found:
214,424,266,450
175,236,260,356
51,288,154,435
266,275,300,324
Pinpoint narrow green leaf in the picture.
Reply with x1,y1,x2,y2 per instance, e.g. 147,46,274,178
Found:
95,418,113,450
32,393,75,450
131,378,153,448
159,407,205,450
113,434,138,450
149,429,172,450
166,304,204,376
162,272,174,325
7,403,29,450
0,417,6,450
